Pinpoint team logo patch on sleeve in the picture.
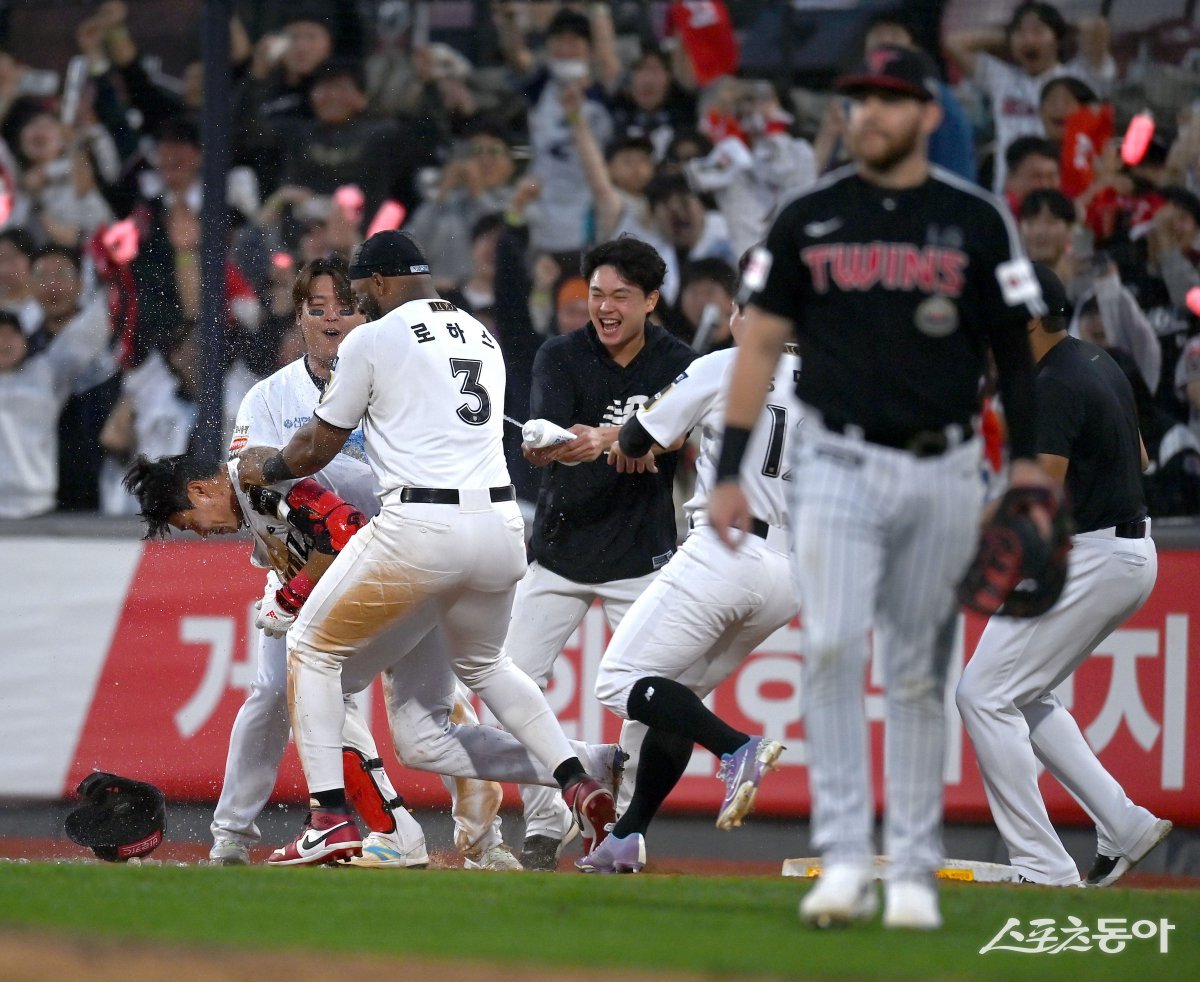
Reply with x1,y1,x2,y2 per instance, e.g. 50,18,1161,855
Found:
229,435,248,455
996,258,1041,308
742,247,773,293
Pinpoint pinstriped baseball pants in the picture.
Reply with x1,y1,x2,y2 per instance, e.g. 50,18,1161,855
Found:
788,425,983,881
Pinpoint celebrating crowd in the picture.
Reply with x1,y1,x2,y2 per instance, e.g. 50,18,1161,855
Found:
1,0,1198,521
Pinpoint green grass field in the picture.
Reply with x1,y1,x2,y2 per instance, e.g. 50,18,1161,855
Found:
0,863,1195,979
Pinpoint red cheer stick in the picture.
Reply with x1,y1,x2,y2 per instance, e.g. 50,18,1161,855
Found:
1121,112,1155,166
366,199,407,237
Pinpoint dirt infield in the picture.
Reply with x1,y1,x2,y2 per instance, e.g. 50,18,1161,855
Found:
0,931,707,982
3,835,1197,887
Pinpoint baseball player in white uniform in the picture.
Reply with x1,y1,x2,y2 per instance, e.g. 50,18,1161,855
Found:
581,321,801,874
126,258,511,868
237,231,619,866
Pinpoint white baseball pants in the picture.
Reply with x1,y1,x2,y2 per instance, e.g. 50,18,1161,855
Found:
956,528,1158,884
507,561,658,837
789,427,983,882
595,523,798,718
209,627,398,845
289,495,579,797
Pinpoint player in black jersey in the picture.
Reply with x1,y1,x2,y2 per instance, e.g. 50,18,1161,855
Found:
956,264,1170,888
508,236,695,868
708,46,1052,929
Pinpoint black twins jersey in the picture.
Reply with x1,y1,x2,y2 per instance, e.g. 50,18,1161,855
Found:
748,165,1042,444
1036,337,1146,532
529,321,696,584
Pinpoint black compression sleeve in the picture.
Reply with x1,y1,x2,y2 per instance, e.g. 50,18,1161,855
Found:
618,416,656,458
714,426,752,482
262,451,297,484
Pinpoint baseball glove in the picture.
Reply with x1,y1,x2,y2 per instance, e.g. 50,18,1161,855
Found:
958,486,1073,618
64,772,166,862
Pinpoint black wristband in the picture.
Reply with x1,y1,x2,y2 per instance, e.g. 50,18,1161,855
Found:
262,451,296,484
714,426,752,482
618,415,656,458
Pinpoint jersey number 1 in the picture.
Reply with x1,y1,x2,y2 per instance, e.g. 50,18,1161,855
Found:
450,358,492,426
761,404,787,477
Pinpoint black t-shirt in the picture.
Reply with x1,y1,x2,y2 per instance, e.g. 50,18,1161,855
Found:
748,166,1041,457
1036,336,1146,532
529,321,695,583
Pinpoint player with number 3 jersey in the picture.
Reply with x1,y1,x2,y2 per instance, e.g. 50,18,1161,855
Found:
237,231,619,866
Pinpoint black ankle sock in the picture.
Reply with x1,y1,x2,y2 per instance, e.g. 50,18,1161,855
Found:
613,728,693,838
313,789,347,810
554,757,586,789
627,676,748,758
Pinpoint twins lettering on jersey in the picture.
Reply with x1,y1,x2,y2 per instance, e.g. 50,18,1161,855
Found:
801,243,967,297
601,396,650,427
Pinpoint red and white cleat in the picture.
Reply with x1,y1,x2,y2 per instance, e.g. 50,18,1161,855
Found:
562,776,616,856
267,808,363,866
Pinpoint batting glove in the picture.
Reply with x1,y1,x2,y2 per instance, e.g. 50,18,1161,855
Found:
254,582,305,638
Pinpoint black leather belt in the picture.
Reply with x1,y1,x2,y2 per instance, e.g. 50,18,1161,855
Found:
823,419,973,458
400,485,516,505
1115,518,1147,539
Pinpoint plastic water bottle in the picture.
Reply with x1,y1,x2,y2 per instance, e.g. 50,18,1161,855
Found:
522,418,577,448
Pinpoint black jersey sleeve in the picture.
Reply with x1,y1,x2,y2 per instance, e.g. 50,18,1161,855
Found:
976,202,1043,460
529,339,575,427
744,200,807,322
1035,368,1082,460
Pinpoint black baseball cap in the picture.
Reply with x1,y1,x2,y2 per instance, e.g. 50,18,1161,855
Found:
348,230,430,279
1033,263,1072,318
835,45,939,102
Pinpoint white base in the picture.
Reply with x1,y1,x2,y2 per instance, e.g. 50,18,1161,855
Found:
782,856,1021,884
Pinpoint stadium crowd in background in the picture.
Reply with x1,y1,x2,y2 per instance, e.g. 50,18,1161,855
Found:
1,0,1199,521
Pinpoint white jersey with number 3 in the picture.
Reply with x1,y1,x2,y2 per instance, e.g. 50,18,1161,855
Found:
315,298,510,492
636,347,803,528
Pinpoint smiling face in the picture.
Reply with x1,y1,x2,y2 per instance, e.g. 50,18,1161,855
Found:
299,273,364,373
1020,205,1071,264
587,264,657,359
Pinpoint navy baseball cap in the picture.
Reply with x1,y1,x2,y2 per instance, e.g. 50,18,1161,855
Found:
1033,263,1072,318
348,230,430,279
835,45,939,102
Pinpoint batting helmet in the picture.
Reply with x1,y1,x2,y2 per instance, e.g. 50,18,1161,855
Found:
64,772,167,862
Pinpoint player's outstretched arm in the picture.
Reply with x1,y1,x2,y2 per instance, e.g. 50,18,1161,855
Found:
238,416,354,488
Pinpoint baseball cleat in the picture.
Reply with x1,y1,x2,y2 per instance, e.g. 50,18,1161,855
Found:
1086,818,1173,887
208,839,250,866
799,864,878,929
267,808,362,866
464,844,524,871
715,737,784,830
883,880,942,930
562,776,616,856
603,745,629,799
575,831,646,874
520,834,565,871
344,828,429,869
